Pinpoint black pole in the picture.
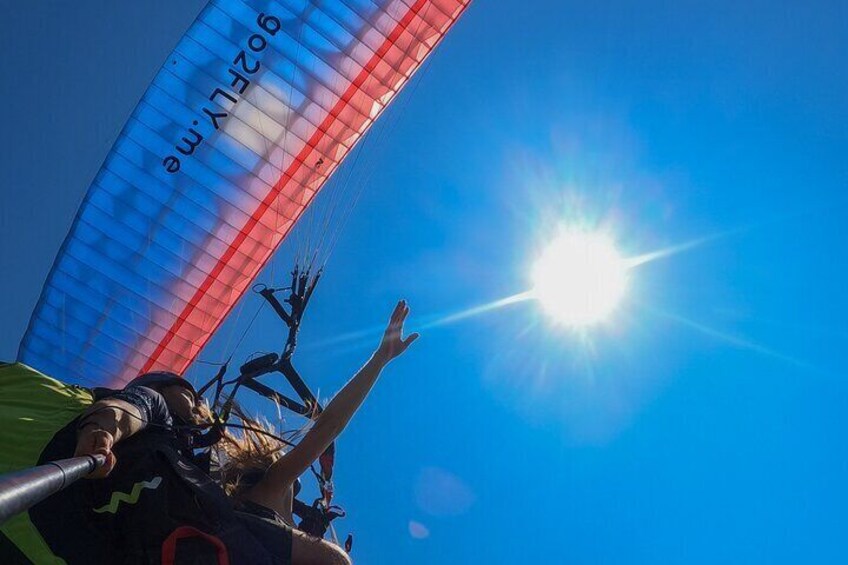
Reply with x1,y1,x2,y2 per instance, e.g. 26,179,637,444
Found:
0,454,106,525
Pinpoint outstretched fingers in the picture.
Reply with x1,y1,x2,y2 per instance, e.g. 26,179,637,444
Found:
388,300,408,333
379,300,419,361
391,299,408,325
403,330,420,345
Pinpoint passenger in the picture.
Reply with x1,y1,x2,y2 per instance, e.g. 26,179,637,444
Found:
218,300,418,565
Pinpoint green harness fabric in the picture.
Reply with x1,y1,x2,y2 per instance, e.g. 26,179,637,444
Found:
0,362,94,564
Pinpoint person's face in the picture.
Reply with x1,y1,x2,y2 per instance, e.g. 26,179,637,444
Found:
159,384,199,424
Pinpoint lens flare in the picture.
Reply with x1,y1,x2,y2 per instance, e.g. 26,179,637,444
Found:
532,230,628,326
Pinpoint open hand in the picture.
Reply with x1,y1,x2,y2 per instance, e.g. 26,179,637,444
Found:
376,300,419,363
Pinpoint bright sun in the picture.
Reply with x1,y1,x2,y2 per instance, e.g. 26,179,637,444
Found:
531,230,628,326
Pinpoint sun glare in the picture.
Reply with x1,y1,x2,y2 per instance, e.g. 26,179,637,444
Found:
531,230,628,326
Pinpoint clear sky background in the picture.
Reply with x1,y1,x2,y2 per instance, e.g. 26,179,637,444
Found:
2,1,847,563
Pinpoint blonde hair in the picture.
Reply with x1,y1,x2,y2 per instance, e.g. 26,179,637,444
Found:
215,406,288,498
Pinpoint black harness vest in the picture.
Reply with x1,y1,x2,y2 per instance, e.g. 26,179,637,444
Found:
28,422,287,565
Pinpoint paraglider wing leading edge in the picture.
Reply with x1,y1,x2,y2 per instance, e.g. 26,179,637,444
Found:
17,0,470,387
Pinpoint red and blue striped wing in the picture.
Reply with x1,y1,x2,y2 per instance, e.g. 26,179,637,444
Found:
18,0,470,387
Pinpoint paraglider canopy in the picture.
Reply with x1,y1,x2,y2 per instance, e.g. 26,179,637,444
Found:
17,0,471,389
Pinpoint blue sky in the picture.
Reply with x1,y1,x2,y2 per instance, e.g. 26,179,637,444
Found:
2,1,847,563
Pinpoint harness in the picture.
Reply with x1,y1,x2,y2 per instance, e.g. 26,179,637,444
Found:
29,421,284,565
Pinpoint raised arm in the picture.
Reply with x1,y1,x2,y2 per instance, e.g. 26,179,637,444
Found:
250,300,418,495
